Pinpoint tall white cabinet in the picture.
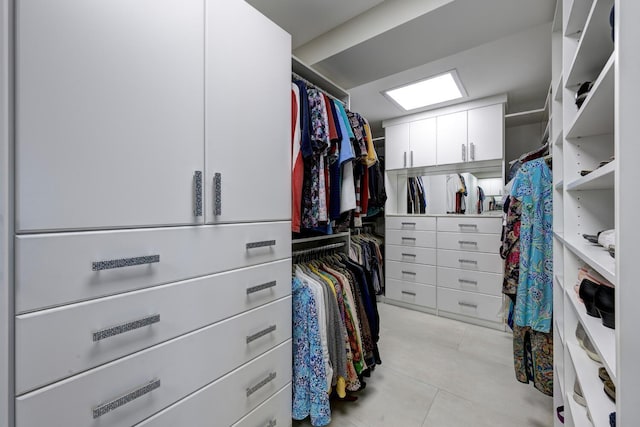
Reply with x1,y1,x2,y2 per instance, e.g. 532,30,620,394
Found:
3,1,293,426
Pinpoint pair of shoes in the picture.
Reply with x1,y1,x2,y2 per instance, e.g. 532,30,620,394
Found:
608,245,615,258
556,406,564,423
576,81,593,109
575,323,601,362
573,380,587,406
579,279,615,329
598,367,616,402
582,229,615,249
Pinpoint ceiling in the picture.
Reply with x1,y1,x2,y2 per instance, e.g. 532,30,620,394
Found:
246,0,556,136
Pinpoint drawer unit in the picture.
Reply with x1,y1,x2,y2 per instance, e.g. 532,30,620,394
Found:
386,230,436,248
231,383,291,427
137,342,292,427
16,259,291,394
437,249,503,274
437,232,501,253
15,221,291,313
387,261,436,285
437,287,503,323
436,267,502,297
386,216,436,231
16,297,292,427
436,217,502,234
386,245,436,265
386,279,436,309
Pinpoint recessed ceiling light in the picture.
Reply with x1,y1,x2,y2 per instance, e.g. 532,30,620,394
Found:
384,70,466,111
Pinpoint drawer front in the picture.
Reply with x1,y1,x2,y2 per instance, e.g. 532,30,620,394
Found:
16,221,291,313
137,342,292,427
437,287,503,322
386,230,436,248
436,217,502,234
16,259,291,394
437,232,501,253
16,297,292,427
386,245,436,265
437,249,503,274
231,384,291,427
386,216,436,231
386,279,436,309
387,261,436,285
436,267,502,297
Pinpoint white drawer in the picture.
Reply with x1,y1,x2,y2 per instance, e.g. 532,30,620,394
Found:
231,383,291,427
386,245,436,265
437,249,503,274
16,259,291,394
387,261,436,285
437,232,501,253
386,216,436,231
137,342,292,427
436,217,502,234
386,230,436,248
437,288,503,322
436,267,502,297
16,297,292,427
16,221,291,313
386,279,436,309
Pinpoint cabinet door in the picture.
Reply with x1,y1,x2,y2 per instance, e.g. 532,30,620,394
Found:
205,1,291,223
436,111,467,165
384,124,410,170
467,104,504,162
16,0,205,232
409,118,437,167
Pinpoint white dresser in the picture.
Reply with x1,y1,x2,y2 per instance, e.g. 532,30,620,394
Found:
8,1,293,426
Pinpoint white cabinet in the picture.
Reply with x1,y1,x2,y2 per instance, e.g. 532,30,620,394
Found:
16,0,206,232
467,104,504,162
205,0,291,223
436,111,468,165
384,123,410,170
409,118,437,167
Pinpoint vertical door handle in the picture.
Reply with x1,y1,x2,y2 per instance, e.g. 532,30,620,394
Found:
470,142,476,161
410,150,414,167
404,152,407,167
193,171,203,217
213,172,222,216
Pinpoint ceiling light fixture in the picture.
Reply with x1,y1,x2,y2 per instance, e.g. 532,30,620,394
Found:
384,70,466,111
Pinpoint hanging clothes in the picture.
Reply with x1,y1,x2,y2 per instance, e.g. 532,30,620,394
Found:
292,83,304,233
350,233,385,295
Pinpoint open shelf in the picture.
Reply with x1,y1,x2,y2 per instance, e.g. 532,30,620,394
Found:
567,286,616,382
505,108,547,128
566,53,614,139
554,231,566,245
292,231,350,245
567,341,616,427
552,0,562,33
555,317,565,346
564,0,594,37
555,180,564,190
554,130,563,147
565,0,614,88
554,75,563,101
564,236,615,284
566,391,592,427
565,161,614,191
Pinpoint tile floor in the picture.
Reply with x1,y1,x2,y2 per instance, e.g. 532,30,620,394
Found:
293,303,553,427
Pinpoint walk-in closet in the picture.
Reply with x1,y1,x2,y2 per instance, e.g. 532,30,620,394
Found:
1,0,638,426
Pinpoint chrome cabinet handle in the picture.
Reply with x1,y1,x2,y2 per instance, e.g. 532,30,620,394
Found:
404,152,407,167
401,253,417,258
247,372,277,397
458,259,478,264
213,172,222,216
410,150,414,167
246,240,276,249
458,279,478,285
401,271,416,276
470,142,476,160
401,237,416,241
401,291,416,296
458,301,478,309
246,281,277,295
401,222,416,226
462,144,466,161
458,241,478,246
458,224,478,229
93,314,160,342
92,255,160,271
246,325,277,344
194,170,203,217
266,419,277,427
93,379,160,419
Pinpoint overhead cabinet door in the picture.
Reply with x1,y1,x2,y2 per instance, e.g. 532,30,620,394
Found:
384,123,410,170
467,104,503,162
436,111,467,165
409,118,436,168
16,0,205,232
205,1,291,223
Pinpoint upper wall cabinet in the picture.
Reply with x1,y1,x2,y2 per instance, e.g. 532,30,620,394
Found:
467,104,504,162
16,0,206,232
205,1,291,223
386,118,437,170
385,124,410,170
436,111,468,165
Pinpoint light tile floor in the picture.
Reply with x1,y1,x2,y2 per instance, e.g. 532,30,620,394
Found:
293,303,553,427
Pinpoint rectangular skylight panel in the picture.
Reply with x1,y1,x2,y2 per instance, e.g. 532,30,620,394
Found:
386,71,464,110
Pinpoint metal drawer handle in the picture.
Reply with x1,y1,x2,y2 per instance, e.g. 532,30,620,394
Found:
461,144,466,162
401,237,416,241
266,419,277,427
470,142,476,161
214,172,222,216
458,279,478,285
401,253,417,258
458,259,478,264
194,170,203,217
246,325,277,344
410,150,414,167
247,372,277,397
458,241,478,246
93,379,160,419
458,302,478,309
401,271,416,276
401,222,416,226
247,281,277,295
92,255,160,271
401,291,416,296
93,314,160,342
247,240,276,249
458,224,478,228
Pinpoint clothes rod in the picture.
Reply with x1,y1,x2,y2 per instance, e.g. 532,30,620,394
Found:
292,72,347,106
292,242,346,257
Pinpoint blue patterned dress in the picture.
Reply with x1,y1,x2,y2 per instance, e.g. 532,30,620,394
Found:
511,158,553,333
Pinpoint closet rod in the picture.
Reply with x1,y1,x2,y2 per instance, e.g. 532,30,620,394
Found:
292,72,347,106
292,242,346,257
